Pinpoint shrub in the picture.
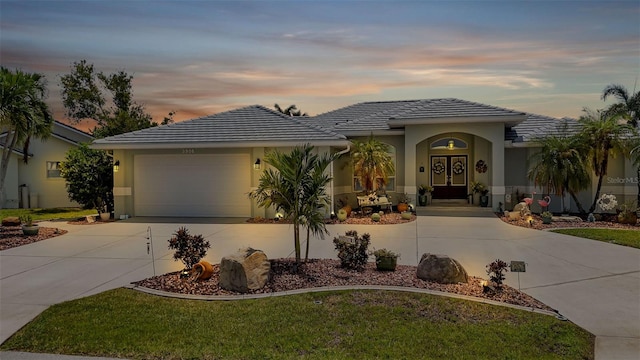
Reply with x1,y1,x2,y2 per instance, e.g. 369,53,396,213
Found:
486,259,509,287
168,227,211,269
19,215,33,226
333,230,370,270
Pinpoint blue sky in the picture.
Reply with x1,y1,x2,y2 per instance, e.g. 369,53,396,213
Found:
2,0,639,127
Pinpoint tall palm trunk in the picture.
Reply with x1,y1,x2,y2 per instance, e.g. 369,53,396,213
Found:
589,153,609,213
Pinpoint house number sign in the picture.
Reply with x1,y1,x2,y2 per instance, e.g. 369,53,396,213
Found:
182,148,195,154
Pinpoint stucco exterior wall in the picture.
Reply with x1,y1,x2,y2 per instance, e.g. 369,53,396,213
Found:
16,137,81,209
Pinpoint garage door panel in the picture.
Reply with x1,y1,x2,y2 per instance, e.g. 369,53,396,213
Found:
134,154,251,217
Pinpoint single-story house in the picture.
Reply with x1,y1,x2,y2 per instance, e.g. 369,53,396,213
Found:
91,98,637,218
1,121,93,209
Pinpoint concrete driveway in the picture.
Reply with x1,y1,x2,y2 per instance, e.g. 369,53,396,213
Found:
1,216,639,359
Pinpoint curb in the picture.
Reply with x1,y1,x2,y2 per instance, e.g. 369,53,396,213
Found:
128,284,566,320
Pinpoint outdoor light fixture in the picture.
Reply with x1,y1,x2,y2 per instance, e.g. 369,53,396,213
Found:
254,158,261,170
113,160,120,172
447,139,455,150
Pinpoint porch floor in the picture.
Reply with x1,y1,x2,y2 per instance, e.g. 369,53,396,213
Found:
416,199,496,218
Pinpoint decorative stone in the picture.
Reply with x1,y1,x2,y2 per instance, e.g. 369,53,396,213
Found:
587,213,595,223
416,253,469,284
2,217,21,226
219,248,270,293
86,215,96,223
513,202,531,218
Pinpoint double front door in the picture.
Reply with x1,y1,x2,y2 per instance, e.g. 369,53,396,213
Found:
430,155,468,199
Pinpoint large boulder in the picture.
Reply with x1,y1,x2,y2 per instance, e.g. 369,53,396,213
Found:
219,248,270,293
416,253,469,284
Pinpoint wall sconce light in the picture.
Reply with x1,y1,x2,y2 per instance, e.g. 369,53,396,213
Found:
113,160,120,172
447,139,455,150
254,158,261,170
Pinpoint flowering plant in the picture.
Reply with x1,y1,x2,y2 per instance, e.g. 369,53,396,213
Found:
597,194,618,212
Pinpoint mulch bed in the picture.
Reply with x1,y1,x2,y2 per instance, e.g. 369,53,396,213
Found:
499,213,639,230
134,258,553,312
0,226,68,251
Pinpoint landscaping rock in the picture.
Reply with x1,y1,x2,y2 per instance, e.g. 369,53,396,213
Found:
219,248,270,293
2,217,21,226
416,253,468,284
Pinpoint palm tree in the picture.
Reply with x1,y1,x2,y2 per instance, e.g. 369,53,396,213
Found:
603,83,640,207
602,83,639,128
0,67,54,208
528,132,590,214
274,103,308,117
578,108,634,213
249,145,336,267
350,135,395,193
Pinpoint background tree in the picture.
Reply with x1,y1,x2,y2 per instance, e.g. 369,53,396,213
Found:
350,135,395,193
0,67,54,208
578,108,634,213
602,83,639,128
60,60,170,138
59,143,113,215
249,145,336,267
527,132,590,214
274,103,308,117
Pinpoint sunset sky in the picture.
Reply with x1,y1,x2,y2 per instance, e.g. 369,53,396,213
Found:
2,0,639,130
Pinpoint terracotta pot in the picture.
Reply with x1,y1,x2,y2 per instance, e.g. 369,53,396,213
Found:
191,260,214,281
397,202,408,213
343,204,352,216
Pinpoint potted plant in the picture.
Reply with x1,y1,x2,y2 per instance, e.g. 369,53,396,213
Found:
479,188,490,208
20,215,39,236
541,211,553,224
396,193,410,213
373,248,399,271
470,181,485,205
418,184,432,206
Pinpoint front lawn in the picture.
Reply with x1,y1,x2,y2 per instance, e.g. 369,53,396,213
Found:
0,208,96,222
551,228,640,249
1,288,594,359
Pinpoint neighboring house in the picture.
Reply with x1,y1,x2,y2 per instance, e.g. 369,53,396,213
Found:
91,98,637,218
1,121,93,209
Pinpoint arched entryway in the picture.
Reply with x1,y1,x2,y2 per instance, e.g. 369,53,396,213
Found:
415,132,493,202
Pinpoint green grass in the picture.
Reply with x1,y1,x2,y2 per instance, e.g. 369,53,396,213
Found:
552,228,640,249
0,208,96,222
1,288,594,360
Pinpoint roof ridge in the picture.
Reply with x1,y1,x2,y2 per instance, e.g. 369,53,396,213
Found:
332,100,423,129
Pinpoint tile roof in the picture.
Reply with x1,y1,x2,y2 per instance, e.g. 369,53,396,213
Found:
506,114,582,143
92,105,346,148
309,98,526,132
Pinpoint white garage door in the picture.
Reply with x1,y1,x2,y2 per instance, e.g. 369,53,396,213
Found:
134,154,251,217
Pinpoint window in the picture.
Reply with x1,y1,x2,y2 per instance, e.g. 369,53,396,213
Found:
352,145,396,192
46,161,61,178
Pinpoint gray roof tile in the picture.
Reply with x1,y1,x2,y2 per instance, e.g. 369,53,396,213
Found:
93,105,346,147
506,114,582,143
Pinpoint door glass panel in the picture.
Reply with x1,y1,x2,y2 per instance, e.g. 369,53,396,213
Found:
451,156,466,186
431,157,447,186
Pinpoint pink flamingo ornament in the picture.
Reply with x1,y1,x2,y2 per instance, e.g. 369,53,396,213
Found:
538,195,551,211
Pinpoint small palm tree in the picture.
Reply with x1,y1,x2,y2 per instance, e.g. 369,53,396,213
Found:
249,145,336,266
0,67,54,208
350,135,395,193
603,84,640,207
528,131,590,214
578,108,634,213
